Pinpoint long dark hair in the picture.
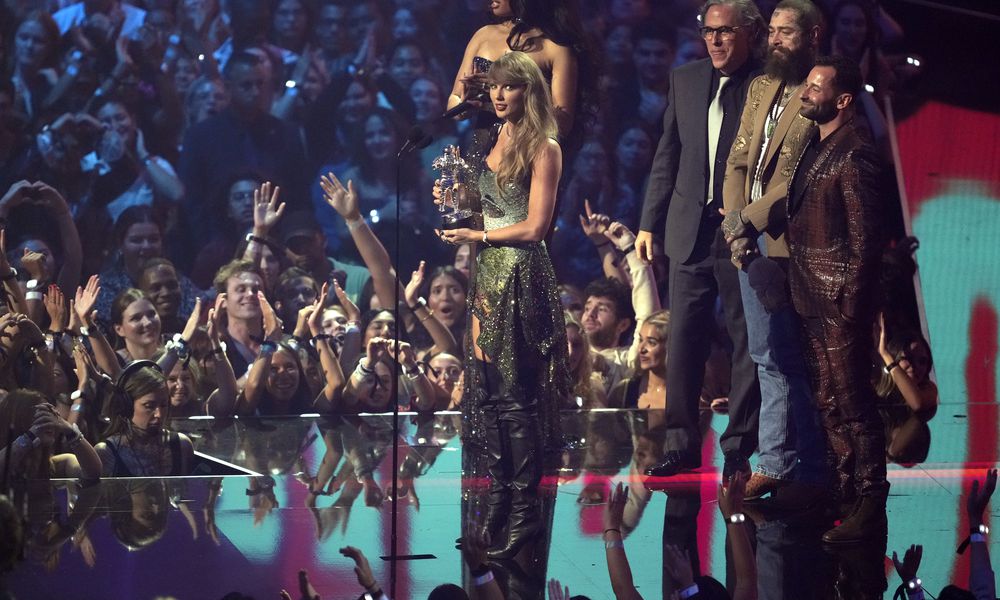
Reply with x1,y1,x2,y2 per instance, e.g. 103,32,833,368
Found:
506,0,601,146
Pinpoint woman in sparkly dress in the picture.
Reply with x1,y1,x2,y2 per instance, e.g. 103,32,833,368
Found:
436,52,569,560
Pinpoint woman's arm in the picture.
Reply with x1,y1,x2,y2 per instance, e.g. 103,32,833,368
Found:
157,297,202,375
74,276,121,381
320,174,457,354
719,473,757,600
32,183,82,296
307,285,345,413
332,280,362,370
442,140,562,246
206,298,239,417
448,28,486,114
878,314,938,416
548,43,578,137
138,149,185,203
387,340,437,411
344,338,386,410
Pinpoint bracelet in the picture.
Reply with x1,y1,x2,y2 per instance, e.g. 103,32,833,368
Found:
418,309,436,323
678,584,700,599
906,577,922,592
473,571,494,586
26,291,43,301
357,360,375,376
482,230,490,245
603,528,621,535
622,243,636,255
346,218,364,232
728,513,747,524
883,360,900,374
311,333,333,344
245,233,269,245
605,540,624,549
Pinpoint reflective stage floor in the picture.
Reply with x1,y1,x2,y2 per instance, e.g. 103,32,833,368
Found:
4,405,997,599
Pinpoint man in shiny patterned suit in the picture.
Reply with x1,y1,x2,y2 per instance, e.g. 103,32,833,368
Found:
788,55,888,544
720,0,826,502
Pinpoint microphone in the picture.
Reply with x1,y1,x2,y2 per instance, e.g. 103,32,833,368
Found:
398,126,433,156
439,100,478,121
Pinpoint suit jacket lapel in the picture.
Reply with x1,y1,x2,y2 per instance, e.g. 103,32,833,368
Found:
764,82,805,169
745,78,782,196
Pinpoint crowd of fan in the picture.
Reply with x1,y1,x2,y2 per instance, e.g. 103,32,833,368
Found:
0,0,962,598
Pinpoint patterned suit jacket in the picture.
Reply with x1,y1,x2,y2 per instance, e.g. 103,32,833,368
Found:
723,74,816,258
786,118,885,321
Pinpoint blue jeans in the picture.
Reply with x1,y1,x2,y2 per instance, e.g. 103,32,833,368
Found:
739,236,825,483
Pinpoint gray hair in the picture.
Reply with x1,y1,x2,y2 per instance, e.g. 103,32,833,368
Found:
699,0,768,59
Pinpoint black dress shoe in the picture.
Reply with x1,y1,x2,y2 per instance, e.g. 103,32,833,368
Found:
722,451,750,480
645,451,699,478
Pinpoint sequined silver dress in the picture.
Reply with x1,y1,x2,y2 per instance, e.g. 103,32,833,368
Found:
461,133,569,452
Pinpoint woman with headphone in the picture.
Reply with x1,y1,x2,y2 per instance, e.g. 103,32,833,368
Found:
94,361,194,477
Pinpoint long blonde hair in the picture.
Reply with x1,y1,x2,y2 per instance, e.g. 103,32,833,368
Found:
487,52,558,192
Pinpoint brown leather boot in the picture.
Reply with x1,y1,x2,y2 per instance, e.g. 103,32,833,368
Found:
821,494,887,544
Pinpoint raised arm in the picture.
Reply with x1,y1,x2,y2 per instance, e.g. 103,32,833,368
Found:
603,482,644,600
205,296,238,417
307,284,345,413
74,276,121,381
158,297,202,374
33,182,83,296
240,293,284,415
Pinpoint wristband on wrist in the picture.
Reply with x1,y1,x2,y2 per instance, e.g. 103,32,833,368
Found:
473,571,495,586
678,584,700,599
346,218,364,232
605,540,625,549
482,230,490,245
883,360,901,374
603,528,621,535
418,309,436,323
958,524,990,553
26,291,43,301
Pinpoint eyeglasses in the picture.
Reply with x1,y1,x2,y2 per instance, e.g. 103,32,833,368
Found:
700,25,742,40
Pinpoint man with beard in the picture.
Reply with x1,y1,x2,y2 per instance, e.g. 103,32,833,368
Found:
788,55,887,542
638,0,766,479
720,0,826,502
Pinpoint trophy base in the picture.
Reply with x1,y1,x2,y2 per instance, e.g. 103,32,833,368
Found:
441,210,480,230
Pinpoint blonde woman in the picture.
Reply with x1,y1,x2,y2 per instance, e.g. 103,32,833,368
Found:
434,51,569,561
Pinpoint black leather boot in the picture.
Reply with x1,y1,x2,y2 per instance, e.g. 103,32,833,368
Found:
480,362,511,540
488,405,541,560
821,493,887,544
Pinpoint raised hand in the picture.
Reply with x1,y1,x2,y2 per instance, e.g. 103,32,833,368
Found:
718,470,746,520
30,181,71,217
206,294,226,344
579,198,611,245
331,279,360,322
307,283,329,337
258,292,283,341
605,221,637,253
44,285,67,332
0,180,34,216
181,297,203,342
72,343,96,391
319,173,360,221
20,248,47,283
548,578,571,600
404,261,426,307
339,546,378,592
603,482,628,532
252,181,285,236
366,337,387,365
74,275,101,323
968,468,998,528
878,312,891,363
892,544,922,584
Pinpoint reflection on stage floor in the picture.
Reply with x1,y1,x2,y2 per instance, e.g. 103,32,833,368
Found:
4,405,997,599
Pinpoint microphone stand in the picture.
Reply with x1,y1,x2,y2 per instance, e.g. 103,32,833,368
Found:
387,131,432,600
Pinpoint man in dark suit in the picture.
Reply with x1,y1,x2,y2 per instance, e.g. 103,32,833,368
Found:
788,55,887,543
636,0,765,477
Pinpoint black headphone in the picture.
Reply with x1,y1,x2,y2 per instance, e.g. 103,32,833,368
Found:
114,360,163,419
